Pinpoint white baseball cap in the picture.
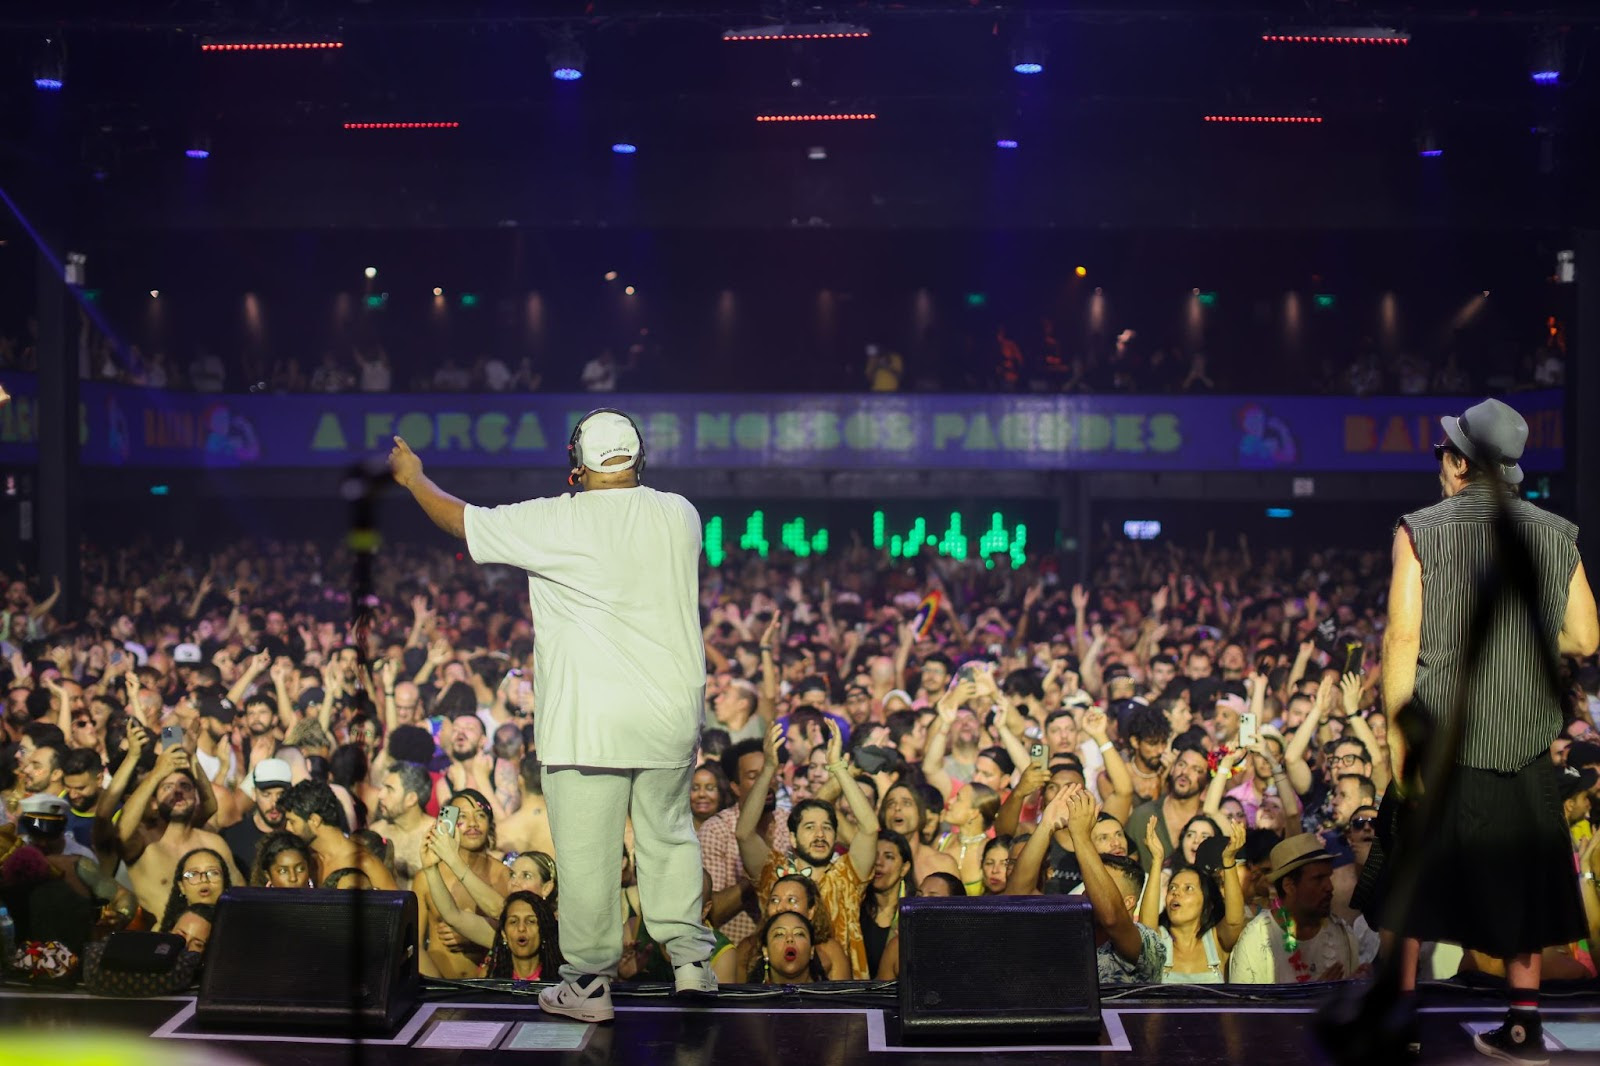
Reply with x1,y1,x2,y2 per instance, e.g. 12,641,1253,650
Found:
576,411,642,473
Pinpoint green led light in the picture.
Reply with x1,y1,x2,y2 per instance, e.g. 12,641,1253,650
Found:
1010,524,1028,569
1196,291,1217,307
1314,293,1335,309
738,510,770,557
459,293,480,308
937,512,968,561
704,515,726,568
965,292,987,308
872,510,885,550
364,293,387,309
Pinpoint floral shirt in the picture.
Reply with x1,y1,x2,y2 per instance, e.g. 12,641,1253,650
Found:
758,852,869,979
1096,923,1166,985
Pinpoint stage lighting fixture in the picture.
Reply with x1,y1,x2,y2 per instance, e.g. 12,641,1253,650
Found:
807,146,827,160
432,287,443,297
995,138,1019,149
755,113,876,123
1261,28,1409,45
364,266,378,279
1530,28,1563,84
624,286,636,296
1011,35,1046,74
604,271,618,281
342,122,460,130
150,290,160,299
549,31,585,81
612,142,637,154
200,39,343,52
1075,266,1087,278
185,148,210,159
723,23,869,42
33,36,65,91
1417,131,1442,158
1203,114,1322,124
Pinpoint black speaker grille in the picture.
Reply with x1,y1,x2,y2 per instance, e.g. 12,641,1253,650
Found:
199,888,419,1031
898,895,1101,1039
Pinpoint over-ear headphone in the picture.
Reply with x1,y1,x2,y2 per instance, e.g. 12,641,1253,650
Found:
567,408,647,487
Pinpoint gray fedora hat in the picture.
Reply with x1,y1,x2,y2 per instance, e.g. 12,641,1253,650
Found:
1441,397,1527,486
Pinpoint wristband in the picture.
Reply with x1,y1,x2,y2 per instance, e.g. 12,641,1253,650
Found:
760,645,774,653
1097,741,1114,753
1221,862,1238,870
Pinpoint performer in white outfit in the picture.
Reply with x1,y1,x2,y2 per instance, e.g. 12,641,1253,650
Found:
389,408,716,1022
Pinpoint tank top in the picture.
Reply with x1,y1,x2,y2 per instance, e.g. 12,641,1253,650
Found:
1158,926,1224,984
1402,484,1578,772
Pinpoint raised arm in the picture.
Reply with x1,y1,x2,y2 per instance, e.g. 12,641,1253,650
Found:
756,613,781,724
227,649,272,708
825,722,881,881
389,437,466,539
1340,673,1390,794
994,764,1049,838
1216,820,1248,952
1284,678,1331,797
1202,748,1247,818
96,721,149,866
1005,793,1063,897
1137,817,1166,930
734,724,781,876
427,823,506,919
1067,787,1144,963
117,746,188,860
1082,708,1134,823
422,850,496,950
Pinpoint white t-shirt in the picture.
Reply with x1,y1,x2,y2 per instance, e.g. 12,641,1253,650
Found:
1227,909,1361,984
464,486,705,769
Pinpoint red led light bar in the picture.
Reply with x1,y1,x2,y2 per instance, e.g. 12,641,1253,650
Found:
1203,115,1323,124
1261,30,1409,45
201,41,344,52
755,113,877,123
343,122,460,130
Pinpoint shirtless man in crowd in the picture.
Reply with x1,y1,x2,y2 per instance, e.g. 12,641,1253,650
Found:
280,779,398,889
109,737,242,917
497,754,554,858
412,789,511,978
368,761,436,882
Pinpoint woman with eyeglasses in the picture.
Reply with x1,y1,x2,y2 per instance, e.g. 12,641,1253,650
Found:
159,847,231,932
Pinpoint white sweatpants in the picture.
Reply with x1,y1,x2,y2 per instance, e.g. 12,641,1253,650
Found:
542,763,715,983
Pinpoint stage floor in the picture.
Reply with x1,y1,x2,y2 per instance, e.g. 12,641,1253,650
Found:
5,985,1600,1064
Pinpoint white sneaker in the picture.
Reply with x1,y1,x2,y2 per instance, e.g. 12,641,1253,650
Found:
672,960,718,996
537,975,614,1023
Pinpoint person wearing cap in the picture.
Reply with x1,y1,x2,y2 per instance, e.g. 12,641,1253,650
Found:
390,409,717,1023
220,757,292,881
1226,832,1362,984
190,690,241,791
1377,397,1599,1063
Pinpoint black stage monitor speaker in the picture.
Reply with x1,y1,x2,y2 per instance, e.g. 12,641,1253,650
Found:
898,895,1101,1043
197,887,419,1033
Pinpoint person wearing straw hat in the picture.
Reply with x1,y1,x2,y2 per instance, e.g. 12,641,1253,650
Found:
1227,832,1362,984
1374,397,1598,1064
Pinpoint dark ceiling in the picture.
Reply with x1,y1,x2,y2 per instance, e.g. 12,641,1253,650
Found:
0,2,1597,230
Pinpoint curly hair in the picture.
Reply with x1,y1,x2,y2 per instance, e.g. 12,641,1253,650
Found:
481,891,563,980
159,847,232,933
251,831,311,887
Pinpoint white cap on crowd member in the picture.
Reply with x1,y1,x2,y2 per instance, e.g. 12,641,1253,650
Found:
173,643,203,664
252,758,293,791
577,411,641,472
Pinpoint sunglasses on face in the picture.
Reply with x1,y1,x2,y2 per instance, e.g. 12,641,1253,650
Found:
1350,816,1376,831
1432,442,1460,462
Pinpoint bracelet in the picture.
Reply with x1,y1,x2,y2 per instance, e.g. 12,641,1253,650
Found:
1221,862,1238,870
760,645,774,653
1098,741,1114,753
1271,764,1285,775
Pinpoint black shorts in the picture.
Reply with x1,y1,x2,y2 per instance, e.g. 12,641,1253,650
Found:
1357,755,1585,958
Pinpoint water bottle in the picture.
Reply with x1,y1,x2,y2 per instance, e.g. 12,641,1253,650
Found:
0,905,14,972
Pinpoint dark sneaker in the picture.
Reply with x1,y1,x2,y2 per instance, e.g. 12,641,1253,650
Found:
1473,1015,1549,1066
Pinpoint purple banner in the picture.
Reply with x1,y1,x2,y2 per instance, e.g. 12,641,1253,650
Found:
0,376,1565,473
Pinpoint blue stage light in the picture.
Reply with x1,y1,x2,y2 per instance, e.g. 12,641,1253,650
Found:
34,77,63,91
185,148,210,159
995,139,1019,149
611,142,637,154
1012,62,1043,75
552,67,582,81
1531,70,1559,85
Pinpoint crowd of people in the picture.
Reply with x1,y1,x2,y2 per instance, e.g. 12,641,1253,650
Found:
2,530,1598,993
0,299,1565,397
